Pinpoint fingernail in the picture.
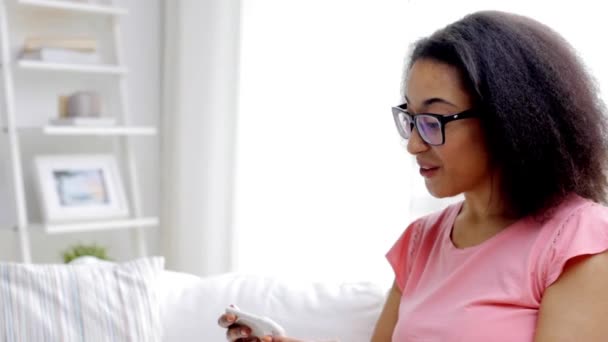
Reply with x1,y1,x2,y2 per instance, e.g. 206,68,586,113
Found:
226,314,235,322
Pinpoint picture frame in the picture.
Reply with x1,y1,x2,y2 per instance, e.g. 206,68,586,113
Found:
34,154,129,223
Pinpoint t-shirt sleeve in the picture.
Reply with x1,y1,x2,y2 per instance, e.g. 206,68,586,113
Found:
386,221,421,292
542,202,608,289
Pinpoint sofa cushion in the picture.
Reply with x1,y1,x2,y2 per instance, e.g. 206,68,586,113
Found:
157,272,387,341
0,257,164,342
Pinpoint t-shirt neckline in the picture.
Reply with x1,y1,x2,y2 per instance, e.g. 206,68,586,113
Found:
444,201,528,254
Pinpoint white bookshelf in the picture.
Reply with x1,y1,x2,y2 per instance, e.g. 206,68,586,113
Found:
30,217,159,234
43,125,157,136
17,0,128,16
0,0,155,262
18,60,127,74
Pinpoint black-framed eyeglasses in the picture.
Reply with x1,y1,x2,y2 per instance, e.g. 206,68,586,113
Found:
391,103,480,146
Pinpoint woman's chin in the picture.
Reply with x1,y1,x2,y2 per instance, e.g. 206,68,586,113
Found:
425,183,459,198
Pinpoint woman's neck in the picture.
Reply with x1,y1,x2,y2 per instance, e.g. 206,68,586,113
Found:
461,172,516,222
453,177,519,248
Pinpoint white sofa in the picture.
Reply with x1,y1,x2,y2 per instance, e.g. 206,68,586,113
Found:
156,270,388,341
0,256,387,341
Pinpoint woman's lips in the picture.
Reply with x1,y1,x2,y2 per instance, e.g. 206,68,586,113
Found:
419,166,440,178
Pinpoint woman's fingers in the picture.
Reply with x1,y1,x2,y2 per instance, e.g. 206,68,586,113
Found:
219,312,259,341
218,313,237,328
226,324,255,341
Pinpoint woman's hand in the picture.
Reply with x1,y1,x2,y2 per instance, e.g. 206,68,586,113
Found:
218,311,256,341
217,312,309,342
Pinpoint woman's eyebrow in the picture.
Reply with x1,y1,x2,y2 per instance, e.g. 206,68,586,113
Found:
405,96,458,108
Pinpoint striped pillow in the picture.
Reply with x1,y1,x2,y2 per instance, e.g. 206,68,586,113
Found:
0,257,164,342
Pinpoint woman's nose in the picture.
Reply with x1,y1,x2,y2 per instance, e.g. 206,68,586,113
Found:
406,126,429,155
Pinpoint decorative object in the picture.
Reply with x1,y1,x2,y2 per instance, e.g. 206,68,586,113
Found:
57,91,109,125
34,154,129,223
23,36,97,52
21,36,100,64
66,91,102,117
62,243,110,263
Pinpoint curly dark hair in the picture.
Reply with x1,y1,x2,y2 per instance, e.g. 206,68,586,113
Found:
406,10,608,217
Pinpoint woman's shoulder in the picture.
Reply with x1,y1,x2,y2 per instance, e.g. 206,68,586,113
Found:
534,194,608,289
411,200,463,234
546,194,608,240
539,194,606,227
387,201,463,291
388,200,461,257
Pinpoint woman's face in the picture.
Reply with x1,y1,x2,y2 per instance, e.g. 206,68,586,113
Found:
405,58,491,198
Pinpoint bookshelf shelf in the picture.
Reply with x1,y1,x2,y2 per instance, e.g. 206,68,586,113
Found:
29,217,159,234
43,125,157,136
17,59,127,74
17,0,128,16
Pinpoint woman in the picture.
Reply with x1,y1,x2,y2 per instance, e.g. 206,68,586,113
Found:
219,10,608,341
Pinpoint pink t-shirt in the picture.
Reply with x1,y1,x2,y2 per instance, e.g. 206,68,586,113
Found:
386,194,608,341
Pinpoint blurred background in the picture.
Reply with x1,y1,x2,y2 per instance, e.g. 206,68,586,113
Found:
0,0,606,289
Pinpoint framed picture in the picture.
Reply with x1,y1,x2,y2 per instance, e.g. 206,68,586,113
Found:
34,154,129,223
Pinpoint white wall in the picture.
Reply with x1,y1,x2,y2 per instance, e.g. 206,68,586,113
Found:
0,0,162,262
234,0,427,287
232,0,608,287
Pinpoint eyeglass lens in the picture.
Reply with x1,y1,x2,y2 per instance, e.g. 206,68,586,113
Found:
395,112,442,145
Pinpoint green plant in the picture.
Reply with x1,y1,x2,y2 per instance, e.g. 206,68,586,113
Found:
62,243,111,264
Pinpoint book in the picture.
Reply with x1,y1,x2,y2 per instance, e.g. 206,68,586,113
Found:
50,117,117,127
22,47,100,64
23,37,97,53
